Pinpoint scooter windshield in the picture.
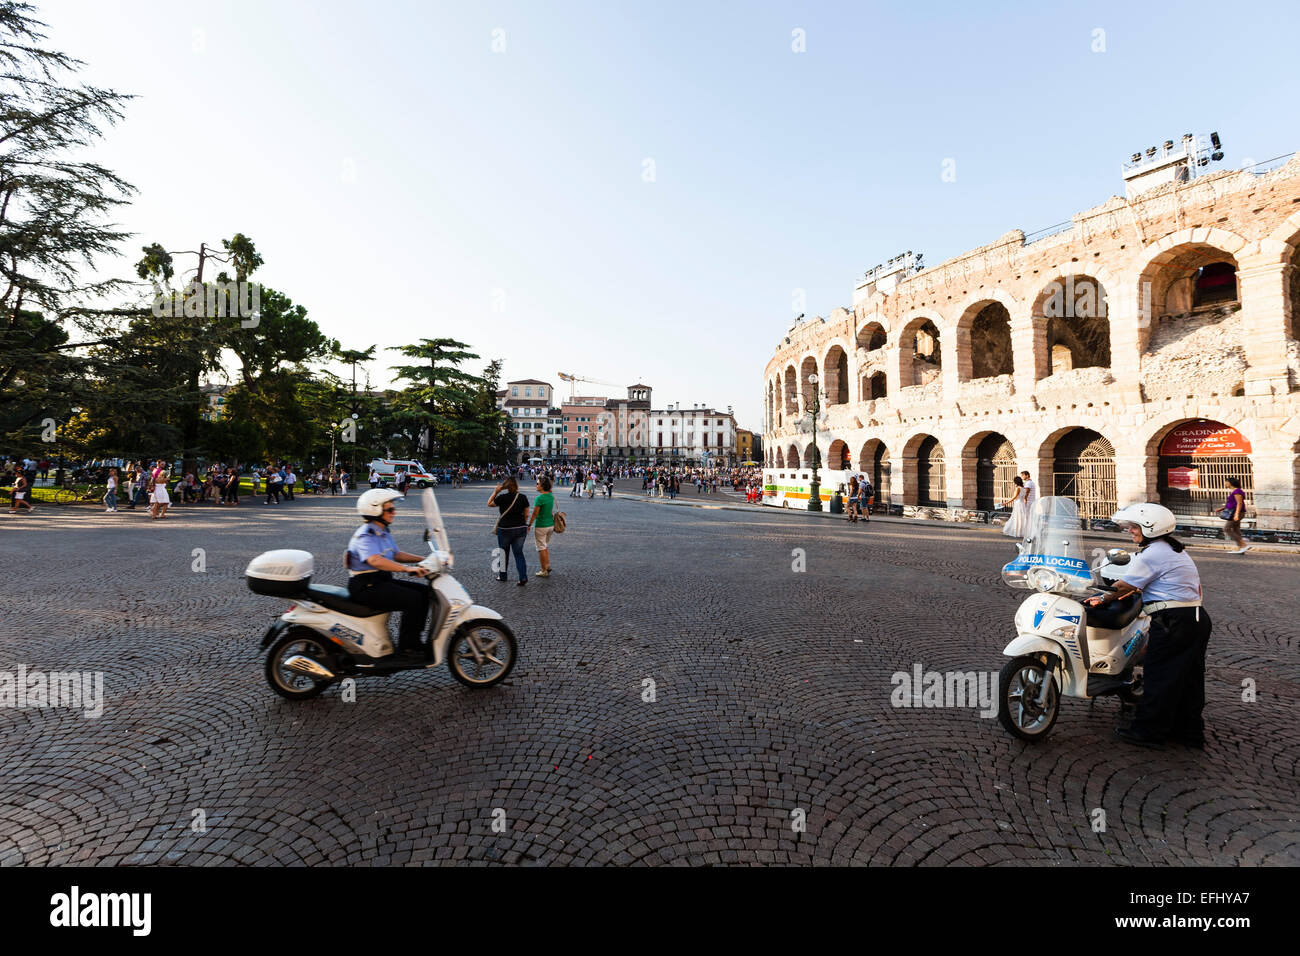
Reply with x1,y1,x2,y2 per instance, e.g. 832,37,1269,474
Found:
421,488,451,558
1001,496,1096,596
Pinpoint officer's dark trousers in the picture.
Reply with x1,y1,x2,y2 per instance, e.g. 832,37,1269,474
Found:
348,572,429,652
1131,606,1212,743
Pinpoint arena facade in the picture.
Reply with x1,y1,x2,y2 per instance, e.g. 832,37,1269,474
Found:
763,153,1300,534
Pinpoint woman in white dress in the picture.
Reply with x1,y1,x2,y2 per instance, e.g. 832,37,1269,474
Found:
148,459,171,519
1000,475,1028,540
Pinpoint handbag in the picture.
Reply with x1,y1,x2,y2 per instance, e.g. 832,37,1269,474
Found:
1217,506,1235,521
554,510,566,534
492,492,520,533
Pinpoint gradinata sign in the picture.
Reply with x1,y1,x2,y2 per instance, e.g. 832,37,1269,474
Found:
1159,421,1251,457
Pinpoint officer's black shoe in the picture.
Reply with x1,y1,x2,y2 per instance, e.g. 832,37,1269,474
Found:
1114,726,1164,748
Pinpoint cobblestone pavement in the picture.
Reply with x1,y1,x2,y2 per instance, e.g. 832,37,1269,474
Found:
2,487,1297,866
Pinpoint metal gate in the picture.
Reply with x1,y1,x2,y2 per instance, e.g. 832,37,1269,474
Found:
976,436,1017,512
1158,455,1254,516
1053,432,1116,522
917,437,946,507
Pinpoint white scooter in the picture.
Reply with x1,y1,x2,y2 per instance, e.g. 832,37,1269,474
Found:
996,496,1149,741
245,488,517,700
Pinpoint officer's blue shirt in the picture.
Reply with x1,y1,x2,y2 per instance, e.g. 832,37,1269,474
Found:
347,521,398,573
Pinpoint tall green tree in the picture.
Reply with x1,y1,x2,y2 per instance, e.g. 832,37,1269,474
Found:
389,337,484,462
0,2,135,454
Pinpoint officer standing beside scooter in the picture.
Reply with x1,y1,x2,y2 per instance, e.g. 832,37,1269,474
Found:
1085,503,1212,749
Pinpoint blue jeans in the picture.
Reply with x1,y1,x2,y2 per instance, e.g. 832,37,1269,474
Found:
496,527,527,581
104,490,117,509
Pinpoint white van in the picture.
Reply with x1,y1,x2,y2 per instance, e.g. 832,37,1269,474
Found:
367,458,437,487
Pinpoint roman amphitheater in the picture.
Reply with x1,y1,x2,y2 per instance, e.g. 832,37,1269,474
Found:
763,151,1300,534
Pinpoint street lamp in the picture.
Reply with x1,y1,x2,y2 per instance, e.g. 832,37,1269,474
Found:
806,374,822,511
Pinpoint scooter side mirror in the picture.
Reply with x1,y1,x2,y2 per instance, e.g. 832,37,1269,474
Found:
1106,548,1131,565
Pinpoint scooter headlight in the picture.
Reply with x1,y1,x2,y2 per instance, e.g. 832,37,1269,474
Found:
1028,567,1062,592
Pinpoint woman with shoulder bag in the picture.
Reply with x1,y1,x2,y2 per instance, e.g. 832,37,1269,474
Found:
489,477,529,585
1221,476,1250,554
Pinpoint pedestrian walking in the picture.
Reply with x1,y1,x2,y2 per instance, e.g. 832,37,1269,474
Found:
265,466,282,504
1000,476,1028,540
148,460,171,519
1020,471,1038,513
528,474,556,577
8,470,34,514
104,468,118,512
846,475,859,522
489,477,529,585
1222,477,1250,554
859,474,873,521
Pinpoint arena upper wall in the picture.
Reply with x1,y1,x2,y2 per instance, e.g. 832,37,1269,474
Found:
763,155,1300,530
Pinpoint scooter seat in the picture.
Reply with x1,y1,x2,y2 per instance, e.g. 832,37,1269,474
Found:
303,584,388,618
1085,591,1143,630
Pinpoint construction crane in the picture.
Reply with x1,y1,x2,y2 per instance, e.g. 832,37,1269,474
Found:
557,371,622,401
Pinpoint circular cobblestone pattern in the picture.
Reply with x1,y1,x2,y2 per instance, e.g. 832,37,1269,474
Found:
1,485,1297,865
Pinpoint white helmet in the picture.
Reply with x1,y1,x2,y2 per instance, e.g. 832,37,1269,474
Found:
1111,502,1176,538
357,488,402,519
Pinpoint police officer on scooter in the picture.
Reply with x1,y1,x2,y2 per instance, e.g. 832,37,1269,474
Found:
1084,503,1211,749
347,489,432,663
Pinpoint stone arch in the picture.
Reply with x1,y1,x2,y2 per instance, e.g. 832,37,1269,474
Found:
1133,229,1249,353
955,299,1014,380
857,438,891,507
863,371,887,401
799,355,819,412
902,432,945,506
774,446,785,468
1271,218,1300,342
960,430,1018,511
787,442,802,468
823,345,849,405
827,438,850,470
783,365,798,416
899,312,943,387
1030,273,1113,377
1038,426,1117,522
1142,416,1257,517
856,321,887,352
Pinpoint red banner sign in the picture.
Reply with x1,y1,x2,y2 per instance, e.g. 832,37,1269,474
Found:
1159,421,1251,457
1166,466,1199,490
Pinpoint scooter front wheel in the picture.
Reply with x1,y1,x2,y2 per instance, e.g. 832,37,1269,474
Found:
448,620,517,688
998,655,1059,741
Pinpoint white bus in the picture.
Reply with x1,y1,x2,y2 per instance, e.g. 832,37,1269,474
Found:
762,467,850,508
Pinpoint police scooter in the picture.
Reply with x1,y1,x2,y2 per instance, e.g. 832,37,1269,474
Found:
996,497,1148,741
246,488,517,699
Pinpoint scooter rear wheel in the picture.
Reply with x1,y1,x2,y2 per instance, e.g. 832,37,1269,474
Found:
998,655,1060,741
448,621,517,688
266,629,335,700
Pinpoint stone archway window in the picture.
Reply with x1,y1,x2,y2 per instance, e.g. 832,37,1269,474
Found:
1035,275,1111,375
904,320,942,386
824,347,849,406
975,434,1017,512
868,372,886,400
967,303,1014,379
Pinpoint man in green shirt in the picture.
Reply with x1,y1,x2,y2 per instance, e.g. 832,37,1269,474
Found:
528,474,557,577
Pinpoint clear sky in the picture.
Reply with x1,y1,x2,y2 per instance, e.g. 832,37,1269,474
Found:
41,0,1298,431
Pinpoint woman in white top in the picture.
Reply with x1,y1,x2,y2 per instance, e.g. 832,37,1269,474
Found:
149,459,171,519
1000,475,1028,540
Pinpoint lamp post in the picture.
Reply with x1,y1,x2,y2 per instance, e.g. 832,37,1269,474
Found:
806,374,822,511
